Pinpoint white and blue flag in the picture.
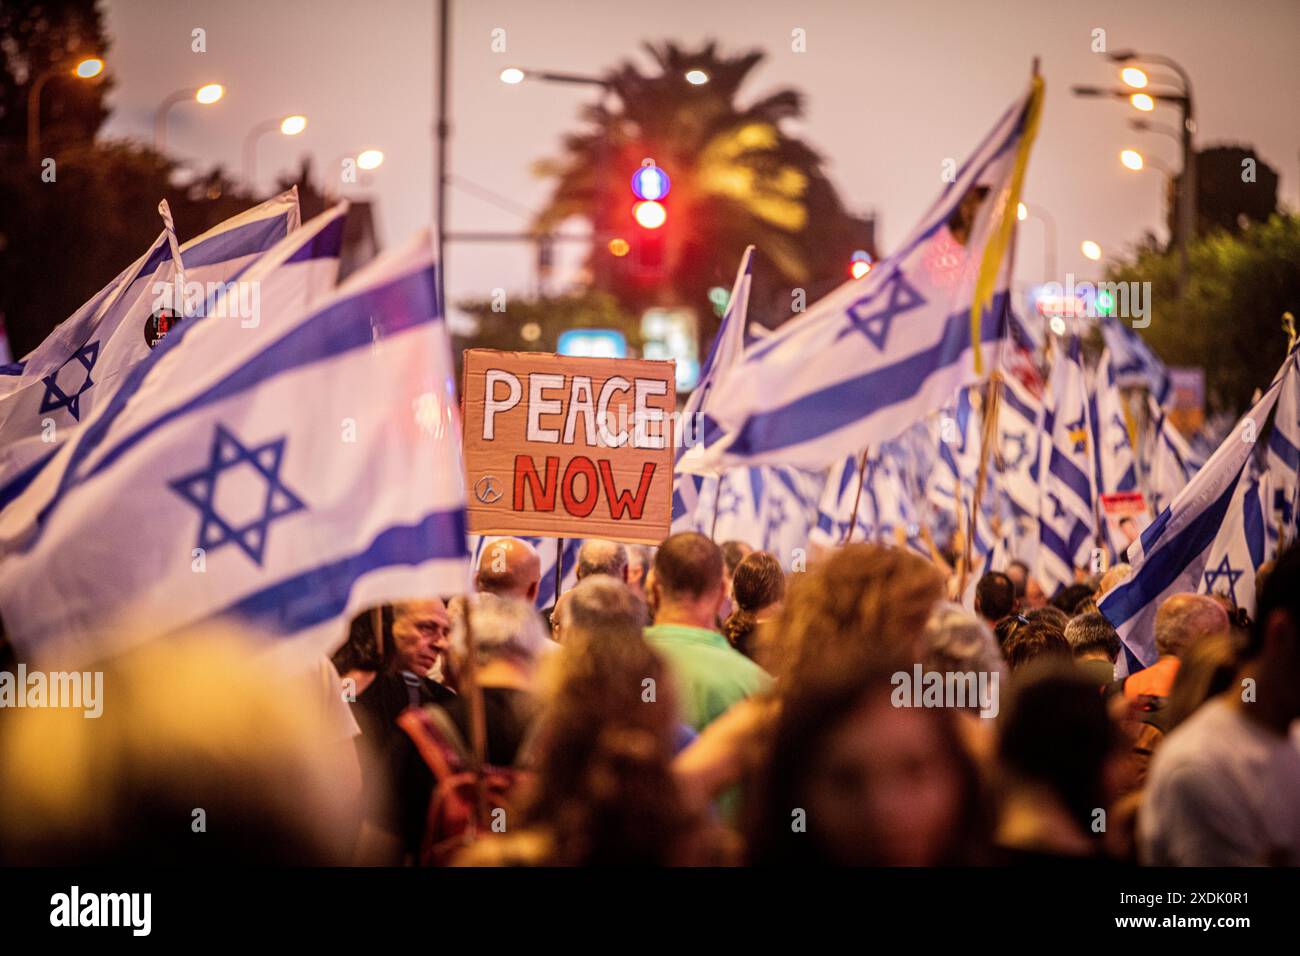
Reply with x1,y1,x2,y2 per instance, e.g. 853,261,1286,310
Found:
1142,392,1201,515
0,190,301,510
1264,346,1300,549
995,367,1043,564
683,78,1044,472
1099,352,1293,672
0,230,467,668
1035,333,1098,596
1101,317,1170,405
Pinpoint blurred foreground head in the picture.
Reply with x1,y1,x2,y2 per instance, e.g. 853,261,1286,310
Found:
0,630,359,864
770,543,945,690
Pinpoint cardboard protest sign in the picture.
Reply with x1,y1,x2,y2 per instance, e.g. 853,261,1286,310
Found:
462,349,675,544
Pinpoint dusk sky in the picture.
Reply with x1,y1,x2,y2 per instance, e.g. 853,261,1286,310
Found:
101,0,1300,326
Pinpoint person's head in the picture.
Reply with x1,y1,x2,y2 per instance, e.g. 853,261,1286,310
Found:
772,543,945,689
454,594,549,679
476,537,541,603
1002,618,1072,673
625,545,654,600
1163,631,1239,731
650,532,726,629
576,539,629,583
1025,605,1069,633
749,672,988,865
555,575,647,646
1097,562,1132,598
0,630,358,864
1051,583,1095,617
525,606,689,865
333,607,385,676
720,540,753,584
1154,593,1229,659
921,602,1004,691
1064,611,1121,664
1006,560,1029,599
723,551,786,658
1242,545,1300,720
998,662,1126,839
1118,516,1139,546
388,598,451,675
974,572,1016,623
1023,575,1047,610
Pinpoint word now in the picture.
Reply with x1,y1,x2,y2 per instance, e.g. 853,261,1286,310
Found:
514,454,655,520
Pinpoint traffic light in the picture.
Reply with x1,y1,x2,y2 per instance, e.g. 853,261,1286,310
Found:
849,249,873,279
630,160,669,274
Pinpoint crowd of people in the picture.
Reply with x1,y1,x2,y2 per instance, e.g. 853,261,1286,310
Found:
3,532,1299,867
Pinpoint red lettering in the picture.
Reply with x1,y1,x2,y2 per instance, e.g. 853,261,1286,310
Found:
514,455,558,511
561,456,599,518
599,460,656,520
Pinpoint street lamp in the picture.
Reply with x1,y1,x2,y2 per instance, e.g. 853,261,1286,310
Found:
1120,148,1144,171
498,66,611,88
1018,201,1059,282
26,56,106,163
154,83,225,153
684,69,710,85
1107,49,1196,302
242,114,308,183
1081,240,1103,262
356,149,384,171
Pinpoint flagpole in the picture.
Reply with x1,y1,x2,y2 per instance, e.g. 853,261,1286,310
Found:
842,447,871,545
553,537,564,604
962,375,1003,593
709,473,722,541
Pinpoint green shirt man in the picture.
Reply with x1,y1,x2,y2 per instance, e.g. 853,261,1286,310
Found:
645,623,772,731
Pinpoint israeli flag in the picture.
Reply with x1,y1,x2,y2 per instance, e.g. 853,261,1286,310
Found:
1100,353,1292,671
995,367,1043,562
1264,346,1300,549
810,444,925,554
0,203,346,526
1090,347,1140,559
1035,334,1099,596
683,78,1044,472
1199,456,1269,615
0,190,301,509
672,246,754,530
1142,392,1201,515
469,534,580,610
0,230,467,668
1100,317,1170,405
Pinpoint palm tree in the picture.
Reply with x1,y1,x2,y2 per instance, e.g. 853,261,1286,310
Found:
533,40,875,353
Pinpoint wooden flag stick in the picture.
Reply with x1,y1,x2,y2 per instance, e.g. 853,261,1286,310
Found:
842,447,871,545
709,473,722,542
961,375,1003,594
554,537,564,604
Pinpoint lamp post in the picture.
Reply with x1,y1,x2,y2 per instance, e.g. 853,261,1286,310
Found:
242,114,307,184
1073,50,1196,302
1017,201,1058,282
154,83,224,153
26,56,104,164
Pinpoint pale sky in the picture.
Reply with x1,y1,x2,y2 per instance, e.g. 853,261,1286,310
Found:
101,0,1300,325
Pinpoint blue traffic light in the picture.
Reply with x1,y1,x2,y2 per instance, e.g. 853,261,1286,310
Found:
631,163,671,201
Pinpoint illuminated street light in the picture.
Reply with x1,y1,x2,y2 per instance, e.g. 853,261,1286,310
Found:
499,67,526,84
357,148,385,171
74,57,105,79
1017,202,1028,221
243,114,309,183
1120,66,1148,88
155,83,225,152
633,200,667,230
685,69,710,85
1129,92,1155,112
1081,240,1103,261
27,55,108,162
1120,148,1144,171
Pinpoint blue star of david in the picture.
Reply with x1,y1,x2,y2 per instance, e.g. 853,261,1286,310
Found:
1110,413,1130,456
1064,413,1088,454
1202,555,1244,605
1048,492,1067,521
169,423,307,566
39,340,100,422
1002,431,1029,470
763,498,789,547
836,272,927,348
715,480,742,520
1273,489,1294,527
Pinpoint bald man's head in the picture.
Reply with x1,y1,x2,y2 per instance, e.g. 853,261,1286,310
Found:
1155,593,1229,658
576,539,628,582
476,538,541,604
